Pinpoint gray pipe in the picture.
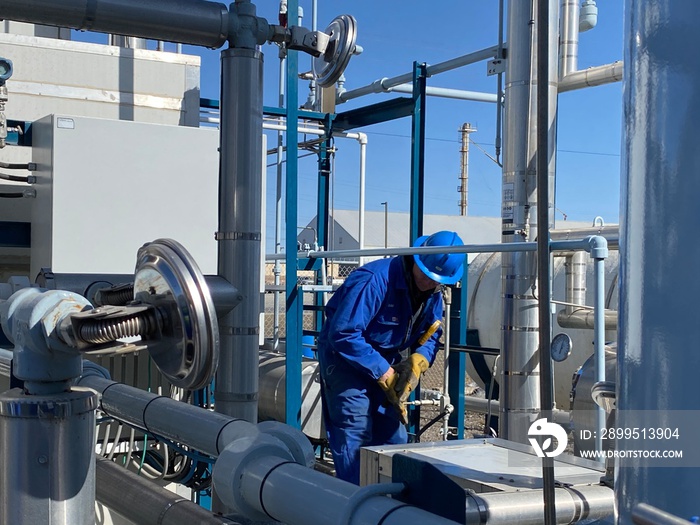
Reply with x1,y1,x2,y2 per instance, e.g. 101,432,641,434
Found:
95,456,239,525
558,62,623,92
618,0,700,521
465,485,614,524
338,45,500,103
591,237,608,458
0,0,229,48
500,0,559,443
463,396,571,430
218,454,462,525
76,375,314,467
216,48,264,423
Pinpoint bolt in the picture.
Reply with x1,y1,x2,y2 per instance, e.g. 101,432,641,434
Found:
37,455,48,465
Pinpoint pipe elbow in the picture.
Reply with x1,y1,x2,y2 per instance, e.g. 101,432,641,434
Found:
586,235,608,259
356,131,368,145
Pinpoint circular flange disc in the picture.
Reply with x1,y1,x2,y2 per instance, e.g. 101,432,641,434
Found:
313,14,357,88
134,238,219,390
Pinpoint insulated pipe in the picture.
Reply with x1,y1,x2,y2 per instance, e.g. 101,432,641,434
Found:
217,48,264,423
556,308,617,330
95,457,239,525
501,0,560,444
559,0,580,79
465,485,614,524
0,0,229,48
338,45,500,103
462,396,571,429
558,62,623,92
216,454,462,525
618,1,700,519
564,251,586,315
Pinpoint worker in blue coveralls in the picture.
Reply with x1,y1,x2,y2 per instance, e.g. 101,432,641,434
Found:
318,230,465,484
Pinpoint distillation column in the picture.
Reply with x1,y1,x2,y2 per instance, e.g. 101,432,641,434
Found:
617,0,700,521
500,0,559,442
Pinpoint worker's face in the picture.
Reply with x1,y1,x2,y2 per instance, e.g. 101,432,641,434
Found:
412,263,440,292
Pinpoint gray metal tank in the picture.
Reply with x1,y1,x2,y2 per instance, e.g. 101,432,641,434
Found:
258,351,324,440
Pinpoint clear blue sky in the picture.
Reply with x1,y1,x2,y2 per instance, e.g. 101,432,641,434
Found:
77,1,624,248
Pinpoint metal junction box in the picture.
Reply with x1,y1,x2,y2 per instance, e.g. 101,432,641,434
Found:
360,438,605,491
30,114,219,278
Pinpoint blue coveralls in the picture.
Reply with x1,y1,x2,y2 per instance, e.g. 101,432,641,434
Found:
317,256,443,484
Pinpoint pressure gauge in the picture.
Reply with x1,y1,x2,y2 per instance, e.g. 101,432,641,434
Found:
551,333,572,362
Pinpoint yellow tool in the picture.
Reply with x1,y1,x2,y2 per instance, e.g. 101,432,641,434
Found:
417,320,442,346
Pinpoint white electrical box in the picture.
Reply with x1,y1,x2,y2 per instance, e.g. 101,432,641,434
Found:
30,114,220,278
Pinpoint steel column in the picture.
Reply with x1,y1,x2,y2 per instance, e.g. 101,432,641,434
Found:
284,0,302,429
409,62,427,244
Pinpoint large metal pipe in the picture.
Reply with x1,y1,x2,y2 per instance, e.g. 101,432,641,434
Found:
0,388,97,525
388,84,498,103
0,0,229,48
217,48,264,423
500,0,559,443
465,485,614,524
617,0,700,521
558,62,623,92
559,0,580,78
95,456,239,525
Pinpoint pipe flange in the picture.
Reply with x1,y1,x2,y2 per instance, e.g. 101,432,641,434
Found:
313,14,357,88
134,239,219,390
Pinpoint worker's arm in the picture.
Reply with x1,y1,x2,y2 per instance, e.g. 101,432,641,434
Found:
325,273,393,380
413,296,444,364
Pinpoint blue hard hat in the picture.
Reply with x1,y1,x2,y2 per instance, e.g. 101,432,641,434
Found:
413,231,465,285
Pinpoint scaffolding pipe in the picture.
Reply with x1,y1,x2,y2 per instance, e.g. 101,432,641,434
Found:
558,62,623,92
338,45,500,103
591,236,608,459
0,0,229,48
273,49,286,351
95,456,239,525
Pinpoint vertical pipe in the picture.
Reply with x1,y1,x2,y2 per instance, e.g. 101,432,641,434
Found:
442,287,451,439
593,245,607,458
284,0,302,428
535,0,556,522
409,62,427,243
458,123,474,216
500,0,559,443
358,134,367,264
618,1,700,520
216,48,264,422
495,0,505,164
0,389,97,525
565,251,586,314
559,0,580,79
273,50,286,350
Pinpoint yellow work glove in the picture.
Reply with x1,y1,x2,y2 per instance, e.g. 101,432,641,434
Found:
393,353,429,404
377,371,408,424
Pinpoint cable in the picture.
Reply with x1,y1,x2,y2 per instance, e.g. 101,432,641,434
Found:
0,161,35,170
0,172,31,183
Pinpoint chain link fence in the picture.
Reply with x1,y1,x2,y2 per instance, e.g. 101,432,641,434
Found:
263,259,358,340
